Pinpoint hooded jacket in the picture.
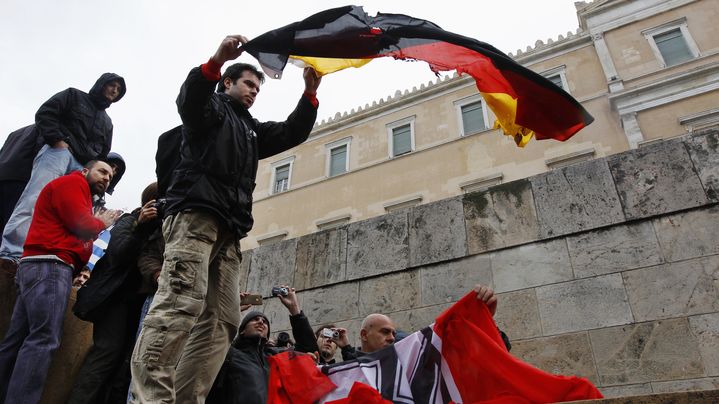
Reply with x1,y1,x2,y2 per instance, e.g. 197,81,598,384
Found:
207,310,319,404
35,72,126,165
166,66,316,237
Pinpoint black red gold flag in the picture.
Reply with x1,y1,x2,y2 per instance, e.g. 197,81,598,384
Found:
243,5,594,147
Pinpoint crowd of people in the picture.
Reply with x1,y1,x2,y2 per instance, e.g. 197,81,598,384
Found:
0,34,509,404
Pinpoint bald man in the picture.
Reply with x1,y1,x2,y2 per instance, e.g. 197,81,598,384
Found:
336,284,508,361
334,313,397,361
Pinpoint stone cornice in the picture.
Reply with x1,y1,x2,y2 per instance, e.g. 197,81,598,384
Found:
609,61,719,115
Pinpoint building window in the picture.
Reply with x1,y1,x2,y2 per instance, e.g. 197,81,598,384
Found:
653,29,693,66
547,74,564,90
325,137,351,177
454,95,489,137
387,117,415,158
541,65,569,92
269,156,295,195
274,165,290,193
643,18,699,68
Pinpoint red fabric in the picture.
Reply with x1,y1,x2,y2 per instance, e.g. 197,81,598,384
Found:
267,351,336,404
303,91,319,108
201,57,223,82
23,171,105,270
326,382,393,404
434,292,604,403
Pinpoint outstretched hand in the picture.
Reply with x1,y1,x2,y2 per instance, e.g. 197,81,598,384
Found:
473,284,498,316
303,67,322,95
277,285,301,316
211,35,249,65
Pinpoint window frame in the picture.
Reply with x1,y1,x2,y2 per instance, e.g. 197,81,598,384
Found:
453,95,490,137
541,65,570,93
269,156,295,195
642,17,700,68
325,137,352,178
386,116,416,158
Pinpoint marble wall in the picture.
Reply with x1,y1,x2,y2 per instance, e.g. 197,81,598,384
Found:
243,129,719,397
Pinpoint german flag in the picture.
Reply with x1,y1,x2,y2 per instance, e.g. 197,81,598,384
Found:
243,5,594,147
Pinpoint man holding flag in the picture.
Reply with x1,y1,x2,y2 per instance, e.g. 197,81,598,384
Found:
267,284,603,403
130,34,322,403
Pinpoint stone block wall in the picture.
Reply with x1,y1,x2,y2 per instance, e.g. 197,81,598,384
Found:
242,129,719,398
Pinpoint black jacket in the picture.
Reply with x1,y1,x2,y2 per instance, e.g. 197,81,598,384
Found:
0,125,43,182
166,66,317,237
73,210,159,322
207,311,319,404
155,125,183,198
36,73,126,165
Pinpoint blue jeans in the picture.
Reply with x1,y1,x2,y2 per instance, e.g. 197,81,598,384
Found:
0,259,73,404
0,145,82,261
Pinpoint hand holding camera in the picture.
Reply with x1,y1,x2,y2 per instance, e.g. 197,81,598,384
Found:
320,327,349,348
321,328,340,339
138,199,162,224
273,285,300,316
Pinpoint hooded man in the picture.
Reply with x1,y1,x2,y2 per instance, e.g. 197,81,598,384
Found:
0,73,126,272
92,152,127,213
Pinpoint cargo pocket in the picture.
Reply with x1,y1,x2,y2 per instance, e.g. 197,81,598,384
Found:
135,315,195,368
164,252,203,296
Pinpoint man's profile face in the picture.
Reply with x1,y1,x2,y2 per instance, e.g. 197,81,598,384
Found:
82,161,113,196
225,70,261,109
102,80,122,102
241,315,269,339
361,316,396,353
316,330,338,360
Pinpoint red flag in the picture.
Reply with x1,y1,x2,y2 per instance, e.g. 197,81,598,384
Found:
434,292,603,403
267,351,336,404
326,382,393,404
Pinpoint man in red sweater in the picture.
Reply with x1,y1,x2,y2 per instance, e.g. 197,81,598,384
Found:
0,160,118,404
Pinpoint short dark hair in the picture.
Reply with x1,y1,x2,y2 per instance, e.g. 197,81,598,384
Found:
315,324,336,338
84,160,103,169
217,63,265,93
141,182,159,206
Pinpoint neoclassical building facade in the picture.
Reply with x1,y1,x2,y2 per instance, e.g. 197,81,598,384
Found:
245,0,719,249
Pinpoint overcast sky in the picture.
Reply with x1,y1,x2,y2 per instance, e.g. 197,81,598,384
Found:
1,0,583,211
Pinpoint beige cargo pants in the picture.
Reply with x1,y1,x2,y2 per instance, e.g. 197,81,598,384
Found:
130,210,242,403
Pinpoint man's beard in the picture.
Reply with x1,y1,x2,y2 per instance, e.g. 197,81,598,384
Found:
320,349,334,360
85,173,105,195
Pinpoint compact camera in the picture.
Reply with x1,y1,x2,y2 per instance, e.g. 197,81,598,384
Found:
321,328,339,339
153,198,167,216
271,286,289,297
